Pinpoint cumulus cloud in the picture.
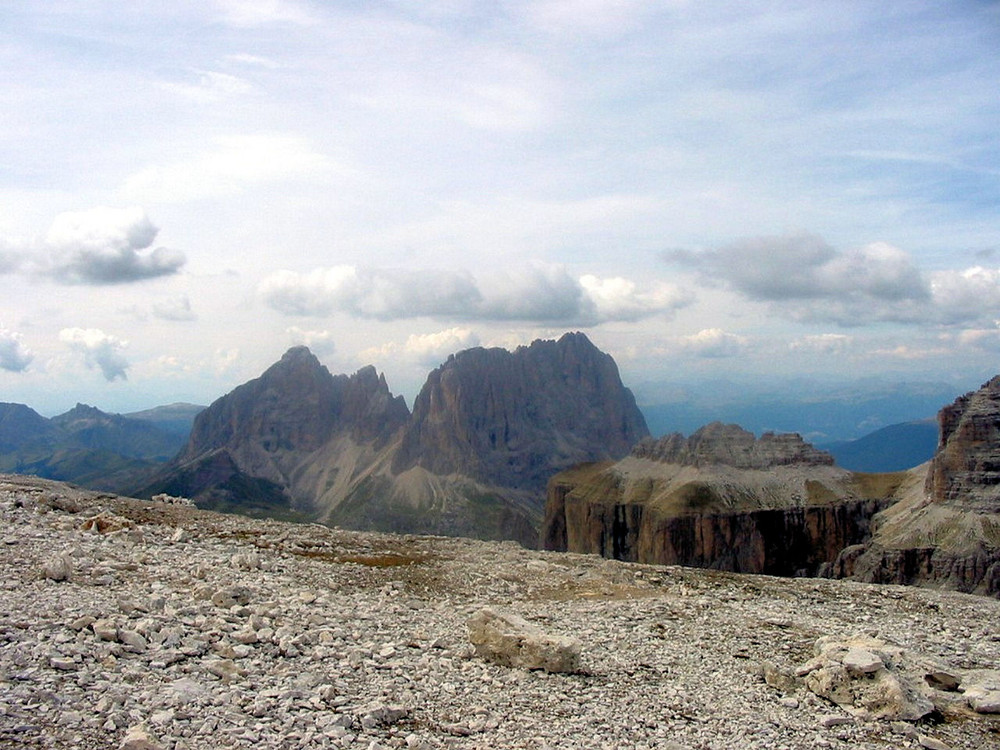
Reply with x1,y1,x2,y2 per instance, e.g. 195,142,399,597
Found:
930,267,1000,325
668,233,932,325
41,206,185,284
286,326,336,355
59,328,129,381
0,328,33,372
360,328,481,367
676,328,748,359
260,263,691,325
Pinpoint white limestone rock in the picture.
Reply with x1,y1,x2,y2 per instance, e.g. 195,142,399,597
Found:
467,607,581,673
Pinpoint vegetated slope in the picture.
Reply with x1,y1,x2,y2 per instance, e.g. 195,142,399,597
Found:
821,418,938,472
141,333,648,547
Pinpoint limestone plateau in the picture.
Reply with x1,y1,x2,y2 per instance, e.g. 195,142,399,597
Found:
544,377,1000,596
140,333,648,547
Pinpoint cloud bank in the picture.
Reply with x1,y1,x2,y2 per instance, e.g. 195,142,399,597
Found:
259,264,691,325
669,234,1000,327
59,328,130,381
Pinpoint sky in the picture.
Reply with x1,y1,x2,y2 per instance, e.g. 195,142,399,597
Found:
1,0,999,416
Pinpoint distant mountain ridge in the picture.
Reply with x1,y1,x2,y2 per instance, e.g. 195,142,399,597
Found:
141,333,648,545
820,419,938,472
0,401,202,491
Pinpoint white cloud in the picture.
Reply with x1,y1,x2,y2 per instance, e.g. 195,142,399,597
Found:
59,328,129,381
668,234,940,325
122,135,330,203
677,328,748,359
0,328,33,372
260,263,691,325
152,295,197,322
790,333,853,354
930,267,1000,326
286,326,335,355
160,70,253,102
40,206,185,284
360,327,481,367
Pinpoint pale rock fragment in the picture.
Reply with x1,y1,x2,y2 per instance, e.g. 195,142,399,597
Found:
120,723,163,750
42,553,73,582
467,607,581,673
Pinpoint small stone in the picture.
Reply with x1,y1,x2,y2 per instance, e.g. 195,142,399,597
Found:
924,671,961,692
969,692,1000,714
842,648,883,676
92,619,119,642
917,735,951,750
42,553,73,582
778,697,799,708
50,656,77,671
819,716,853,728
120,724,163,750
119,629,147,653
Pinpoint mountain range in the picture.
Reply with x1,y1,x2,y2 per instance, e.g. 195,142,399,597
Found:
138,333,648,546
0,401,202,491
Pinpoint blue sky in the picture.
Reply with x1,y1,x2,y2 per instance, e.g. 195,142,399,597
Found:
1,0,999,414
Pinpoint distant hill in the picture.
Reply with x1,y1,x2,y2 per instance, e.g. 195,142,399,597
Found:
0,401,200,492
124,403,205,438
820,419,938,472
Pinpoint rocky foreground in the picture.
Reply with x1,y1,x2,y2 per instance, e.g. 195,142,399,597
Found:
2,475,1000,750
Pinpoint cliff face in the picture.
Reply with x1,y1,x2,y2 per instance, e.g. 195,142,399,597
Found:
145,334,645,547
834,377,1000,595
392,333,648,492
542,427,903,577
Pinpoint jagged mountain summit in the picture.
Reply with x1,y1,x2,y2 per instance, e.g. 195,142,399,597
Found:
141,333,648,546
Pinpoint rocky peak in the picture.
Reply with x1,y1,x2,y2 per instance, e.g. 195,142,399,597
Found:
181,347,407,460
925,375,1000,511
51,403,115,428
632,422,835,469
392,332,649,491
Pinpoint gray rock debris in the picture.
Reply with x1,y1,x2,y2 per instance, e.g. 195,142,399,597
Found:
3,473,1000,750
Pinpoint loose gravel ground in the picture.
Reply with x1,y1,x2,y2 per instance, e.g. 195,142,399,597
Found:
2,474,999,750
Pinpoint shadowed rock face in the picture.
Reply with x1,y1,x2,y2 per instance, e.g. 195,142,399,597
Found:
182,347,408,461
392,333,649,492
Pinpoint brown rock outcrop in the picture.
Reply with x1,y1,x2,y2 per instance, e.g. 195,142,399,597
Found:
542,430,903,577
632,422,834,469
833,377,1000,595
